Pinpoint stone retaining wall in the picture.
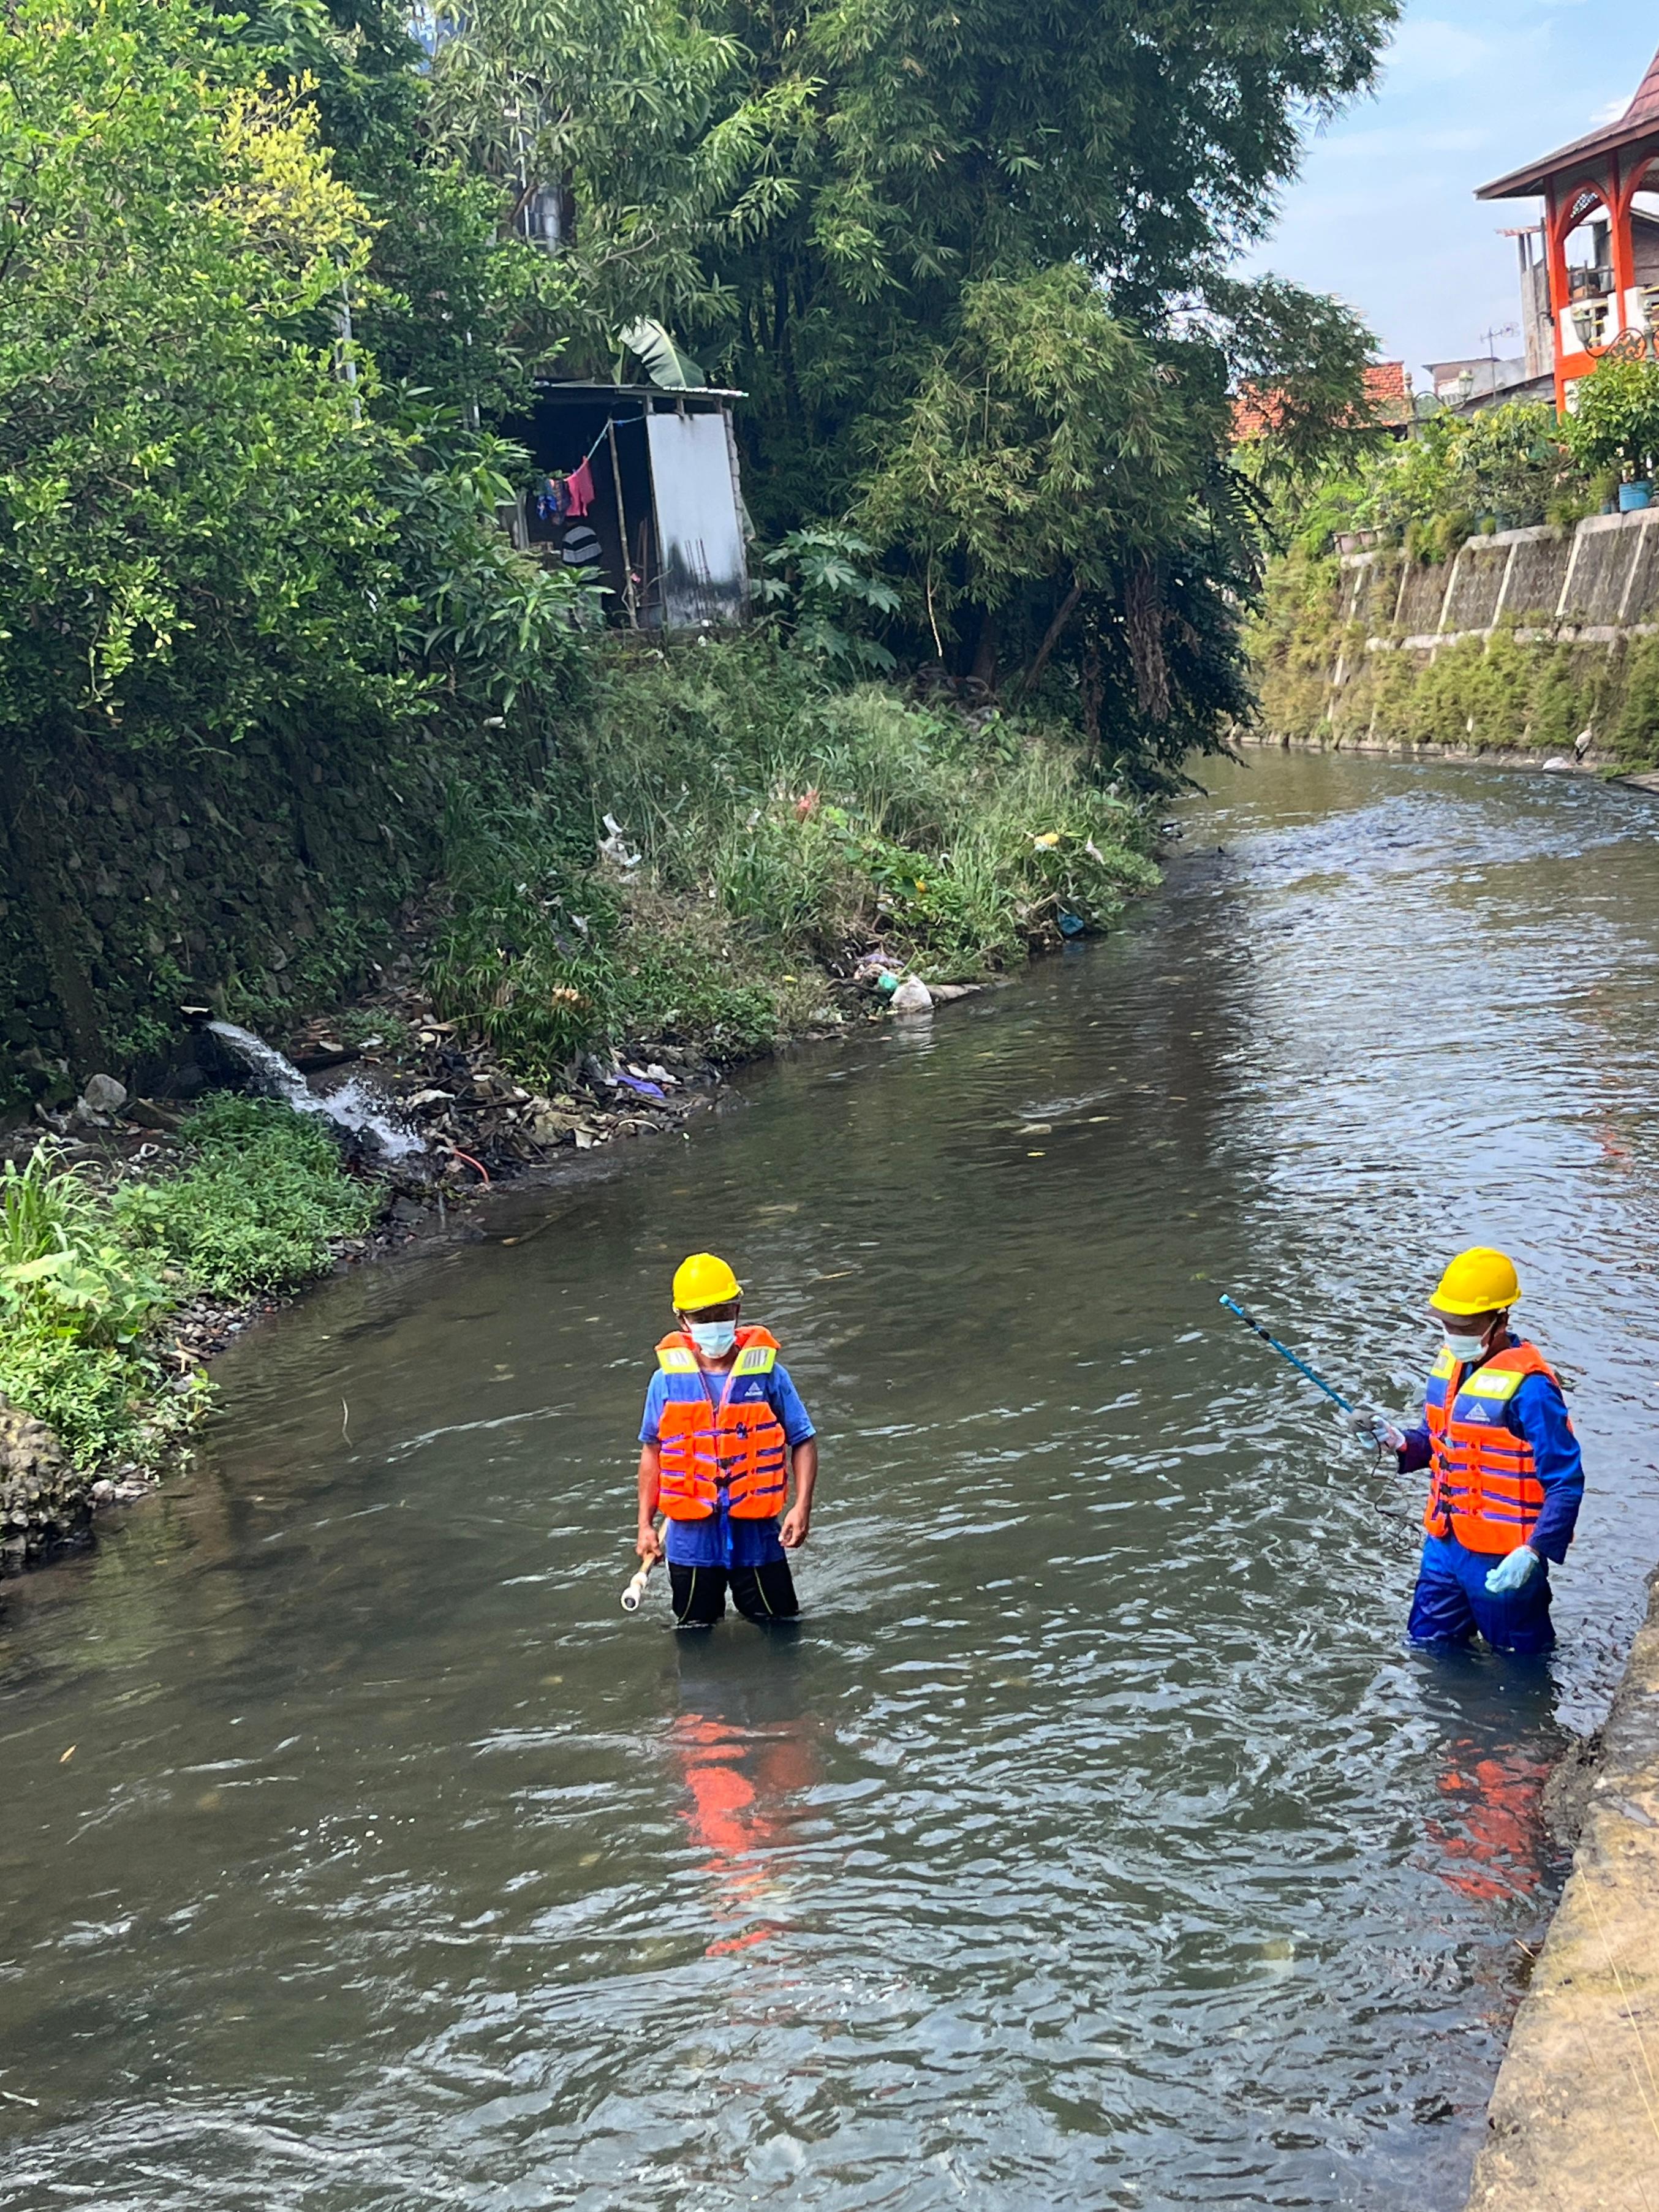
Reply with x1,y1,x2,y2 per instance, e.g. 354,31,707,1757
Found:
0,712,574,1111
1253,511,1659,764
1337,508,1659,652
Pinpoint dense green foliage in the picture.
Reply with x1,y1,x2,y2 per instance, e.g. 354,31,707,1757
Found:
1285,403,1593,560
1563,358,1659,483
1274,349,1659,570
115,1097,382,1294
1,0,1400,784
427,636,1154,1083
0,0,590,761
0,1101,382,1463
418,0,1393,747
0,1144,181,1463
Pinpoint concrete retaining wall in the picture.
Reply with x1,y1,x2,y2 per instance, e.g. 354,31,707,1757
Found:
1338,508,1659,655
1464,1568,1659,2208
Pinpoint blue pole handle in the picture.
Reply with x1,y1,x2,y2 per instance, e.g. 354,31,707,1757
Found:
1219,1294,1359,1416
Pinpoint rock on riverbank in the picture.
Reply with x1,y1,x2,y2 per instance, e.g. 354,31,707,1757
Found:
1,1395,88,1571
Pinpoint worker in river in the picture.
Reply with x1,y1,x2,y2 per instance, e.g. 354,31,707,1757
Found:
1372,1248,1582,1655
634,1253,818,1627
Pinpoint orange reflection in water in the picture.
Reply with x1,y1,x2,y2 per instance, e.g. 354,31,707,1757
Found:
668,1709,818,1958
1424,1742,1553,1907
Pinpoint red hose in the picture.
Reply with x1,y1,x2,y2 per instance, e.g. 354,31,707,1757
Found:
446,1147,490,1187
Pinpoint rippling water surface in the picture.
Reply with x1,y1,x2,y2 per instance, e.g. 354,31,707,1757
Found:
6,752,1659,2211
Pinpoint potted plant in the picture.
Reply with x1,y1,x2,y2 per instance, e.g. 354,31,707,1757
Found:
1563,357,1659,509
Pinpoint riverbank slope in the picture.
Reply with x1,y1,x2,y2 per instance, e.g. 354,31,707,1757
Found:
2,653,1156,1575
1465,1566,1659,2207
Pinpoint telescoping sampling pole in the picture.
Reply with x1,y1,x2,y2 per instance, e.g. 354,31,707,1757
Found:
1219,1294,1362,1417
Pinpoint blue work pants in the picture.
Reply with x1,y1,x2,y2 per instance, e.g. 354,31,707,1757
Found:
1407,1533,1554,1656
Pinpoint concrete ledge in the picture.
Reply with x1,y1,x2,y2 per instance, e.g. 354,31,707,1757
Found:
1464,1565,1659,2210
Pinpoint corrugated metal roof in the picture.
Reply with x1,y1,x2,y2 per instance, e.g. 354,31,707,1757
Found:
529,380,747,401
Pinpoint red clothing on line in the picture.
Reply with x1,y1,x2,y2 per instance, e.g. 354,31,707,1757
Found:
566,458,595,518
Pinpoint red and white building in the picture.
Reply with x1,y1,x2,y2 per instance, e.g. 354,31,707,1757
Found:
1478,43,1659,413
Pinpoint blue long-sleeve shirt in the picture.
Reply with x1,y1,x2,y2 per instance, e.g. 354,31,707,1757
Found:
1398,1345,1583,1562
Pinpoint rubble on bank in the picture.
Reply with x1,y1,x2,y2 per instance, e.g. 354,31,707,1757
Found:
0,1395,83,1573
280,980,731,1177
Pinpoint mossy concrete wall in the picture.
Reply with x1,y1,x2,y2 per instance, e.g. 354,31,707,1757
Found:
1252,510,1659,769
1464,1568,1659,2209
0,714,576,1112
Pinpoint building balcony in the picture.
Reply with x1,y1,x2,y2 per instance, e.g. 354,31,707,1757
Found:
1566,263,1617,302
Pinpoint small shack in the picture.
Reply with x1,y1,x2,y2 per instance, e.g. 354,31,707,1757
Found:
507,382,749,630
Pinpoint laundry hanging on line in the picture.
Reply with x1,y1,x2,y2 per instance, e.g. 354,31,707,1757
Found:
565,458,595,518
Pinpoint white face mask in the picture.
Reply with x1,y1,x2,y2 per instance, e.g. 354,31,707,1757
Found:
1445,1331,1488,1364
687,1318,737,1358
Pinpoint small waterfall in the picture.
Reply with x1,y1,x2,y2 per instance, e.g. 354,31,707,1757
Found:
204,1021,426,1168
204,1021,315,1111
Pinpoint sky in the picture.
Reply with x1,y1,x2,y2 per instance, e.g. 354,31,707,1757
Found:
1238,2,1659,381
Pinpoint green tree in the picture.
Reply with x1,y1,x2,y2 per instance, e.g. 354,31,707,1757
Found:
690,0,1395,526
233,0,577,416
859,269,1202,679
0,0,406,750
1565,357,1659,482
421,0,808,366
0,0,590,754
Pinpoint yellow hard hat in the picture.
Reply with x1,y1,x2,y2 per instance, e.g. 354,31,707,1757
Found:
671,1251,741,1312
1431,1247,1521,1316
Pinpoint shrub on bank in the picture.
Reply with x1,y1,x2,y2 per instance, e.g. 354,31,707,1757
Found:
425,638,1156,1085
115,1098,382,1296
0,1101,384,1470
0,1143,181,1464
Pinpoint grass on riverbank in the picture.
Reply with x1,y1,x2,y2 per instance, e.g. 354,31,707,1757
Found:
427,637,1157,1086
0,1101,381,1468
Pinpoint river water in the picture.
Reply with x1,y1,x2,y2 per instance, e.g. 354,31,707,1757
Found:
5,752,1659,2211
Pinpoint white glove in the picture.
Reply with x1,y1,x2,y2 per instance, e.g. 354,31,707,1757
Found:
1485,1546,1540,1595
1348,1410,1406,1452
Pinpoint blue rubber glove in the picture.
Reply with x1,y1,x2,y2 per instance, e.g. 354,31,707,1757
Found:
1484,1545,1540,1595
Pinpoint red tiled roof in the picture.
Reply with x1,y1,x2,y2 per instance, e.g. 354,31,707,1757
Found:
1478,42,1659,198
1231,362,1411,442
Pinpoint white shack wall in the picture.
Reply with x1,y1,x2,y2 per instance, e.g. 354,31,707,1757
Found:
645,410,748,628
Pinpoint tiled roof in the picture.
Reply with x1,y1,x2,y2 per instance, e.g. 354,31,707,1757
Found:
1231,362,1412,442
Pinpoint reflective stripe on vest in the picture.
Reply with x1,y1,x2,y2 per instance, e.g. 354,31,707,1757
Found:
1423,1340,1562,1554
654,1326,790,1521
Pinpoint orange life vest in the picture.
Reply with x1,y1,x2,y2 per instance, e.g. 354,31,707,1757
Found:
655,1327,790,1522
1422,1339,1561,1554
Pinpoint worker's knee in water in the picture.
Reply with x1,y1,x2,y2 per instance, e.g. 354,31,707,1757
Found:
1408,1535,1554,1655
1407,1536,1478,1647
730,1560,799,1623
1470,1580,1555,1656
670,1565,727,1628
669,1560,798,1626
